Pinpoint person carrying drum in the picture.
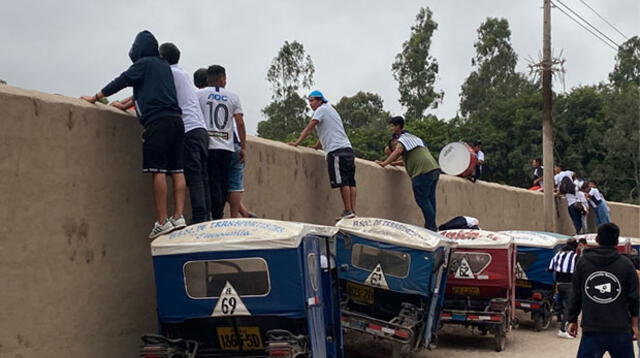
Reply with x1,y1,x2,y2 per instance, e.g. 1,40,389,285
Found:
376,116,440,231
548,238,578,339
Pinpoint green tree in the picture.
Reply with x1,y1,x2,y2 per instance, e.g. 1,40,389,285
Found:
601,85,640,203
609,36,640,88
459,18,522,118
392,7,443,120
456,17,540,186
335,91,390,160
257,93,310,142
258,41,315,141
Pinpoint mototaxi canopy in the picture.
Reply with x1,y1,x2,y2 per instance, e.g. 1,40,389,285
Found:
150,219,338,323
151,218,338,256
499,231,569,286
335,217,451,296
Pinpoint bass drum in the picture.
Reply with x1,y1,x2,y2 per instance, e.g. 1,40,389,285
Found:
439,142,477,177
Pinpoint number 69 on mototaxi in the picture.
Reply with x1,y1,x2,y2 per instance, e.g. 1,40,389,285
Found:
142,219,345,358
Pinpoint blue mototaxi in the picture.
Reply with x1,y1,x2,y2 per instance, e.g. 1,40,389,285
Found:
334,217,452,357
499,231,568,331
144,219,344,358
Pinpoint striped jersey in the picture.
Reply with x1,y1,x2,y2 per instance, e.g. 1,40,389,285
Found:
549,250,577,274
397,132,424,151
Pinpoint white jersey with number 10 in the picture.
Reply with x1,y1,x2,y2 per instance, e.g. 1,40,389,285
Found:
196,86,243,152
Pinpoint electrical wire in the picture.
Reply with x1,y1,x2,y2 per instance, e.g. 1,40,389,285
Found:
551,1,618,51
578,0,629,41
555,0,620,48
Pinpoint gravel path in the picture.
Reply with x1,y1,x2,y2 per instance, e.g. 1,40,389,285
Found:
345,312,637,358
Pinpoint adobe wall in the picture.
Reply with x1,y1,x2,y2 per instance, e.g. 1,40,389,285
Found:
0,85,638,357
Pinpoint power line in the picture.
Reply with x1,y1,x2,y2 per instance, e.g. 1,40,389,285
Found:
555,0,620,48
551,1,618,51
578,0,629,41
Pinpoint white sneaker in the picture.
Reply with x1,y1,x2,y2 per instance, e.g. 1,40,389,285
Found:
169,215,187,230
336,210,356,221
149,220,174,239
557,330,574,339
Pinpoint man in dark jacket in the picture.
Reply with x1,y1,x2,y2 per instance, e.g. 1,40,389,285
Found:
567,223,639,357
81,30,186,239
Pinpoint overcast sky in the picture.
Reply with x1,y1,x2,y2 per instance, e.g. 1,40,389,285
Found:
1,0,637,134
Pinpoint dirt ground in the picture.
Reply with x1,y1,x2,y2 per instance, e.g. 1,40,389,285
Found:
345,311,638,358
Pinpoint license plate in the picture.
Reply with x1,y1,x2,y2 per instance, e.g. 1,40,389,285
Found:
516,279,532,288
347,281,374,305
451,286,480,296
216,326,263,351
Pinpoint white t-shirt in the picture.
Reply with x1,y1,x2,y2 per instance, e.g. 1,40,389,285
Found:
463,216,480,228
169,65,206,133
565,192,579,206
588,188,604,208
554,170,574,187
196,86,243,152
312,103,351,155
476,151,485,162
576,191,588,210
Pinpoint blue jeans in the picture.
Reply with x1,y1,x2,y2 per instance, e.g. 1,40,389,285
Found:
577,332,634,358
568,204,583,234
594,202,610,227
411,170,439,231
556,282,572,331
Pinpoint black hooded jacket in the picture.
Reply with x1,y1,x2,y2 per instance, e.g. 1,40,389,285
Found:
568,246,639,333
101,31,181,126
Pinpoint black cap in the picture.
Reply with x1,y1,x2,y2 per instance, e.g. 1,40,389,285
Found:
474,140,482,146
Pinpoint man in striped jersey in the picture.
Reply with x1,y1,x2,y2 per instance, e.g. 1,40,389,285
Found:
376,116,440,231
548,239,578,339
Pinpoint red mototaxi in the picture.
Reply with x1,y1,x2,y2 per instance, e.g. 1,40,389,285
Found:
438,229,516,352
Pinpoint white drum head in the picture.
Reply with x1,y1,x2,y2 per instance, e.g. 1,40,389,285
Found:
439,142,474,176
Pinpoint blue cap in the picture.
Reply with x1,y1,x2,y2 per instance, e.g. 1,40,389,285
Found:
307,90,328,103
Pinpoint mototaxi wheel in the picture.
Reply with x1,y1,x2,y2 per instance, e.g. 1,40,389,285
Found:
533,302,552,331
493,328,506,352
391,342,413,358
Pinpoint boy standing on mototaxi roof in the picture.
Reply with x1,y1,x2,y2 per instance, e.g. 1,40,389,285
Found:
195,65,247,222
81,30,187,239
288,90,357,221
159,42,210,225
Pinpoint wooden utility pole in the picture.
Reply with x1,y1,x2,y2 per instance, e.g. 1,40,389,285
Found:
542,0,556,232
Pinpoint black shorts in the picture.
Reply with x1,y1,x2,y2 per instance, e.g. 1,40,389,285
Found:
142,117,185,174
327,147,356,188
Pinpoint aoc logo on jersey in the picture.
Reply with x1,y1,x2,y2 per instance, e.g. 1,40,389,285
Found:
584,271,621,304
208,93,228,101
